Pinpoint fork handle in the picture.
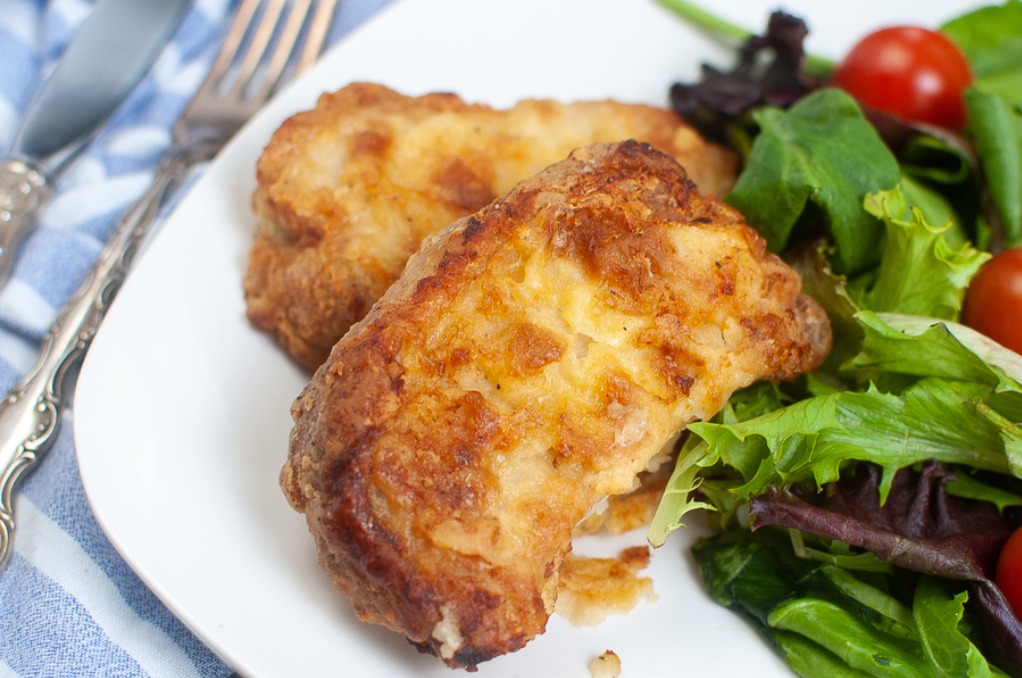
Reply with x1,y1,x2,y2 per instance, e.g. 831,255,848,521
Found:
0,159,51,290
0,144,205,569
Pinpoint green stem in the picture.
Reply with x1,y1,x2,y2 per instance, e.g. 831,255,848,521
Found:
656,0,837,80
807,53,838,81
657,0,753,45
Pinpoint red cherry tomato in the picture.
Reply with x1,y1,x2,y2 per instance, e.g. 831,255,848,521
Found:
996,527,1022,615
962,248,1022,355
830,26,972,130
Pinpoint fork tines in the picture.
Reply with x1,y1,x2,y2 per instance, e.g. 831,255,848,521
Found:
209,0,338,102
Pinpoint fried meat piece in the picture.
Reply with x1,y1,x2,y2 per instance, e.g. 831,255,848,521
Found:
245,82,739,369
281,141,831,669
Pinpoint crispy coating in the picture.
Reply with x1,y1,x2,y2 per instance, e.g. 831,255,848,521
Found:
245,82,739,369
556,547,654,627
281,141,831,669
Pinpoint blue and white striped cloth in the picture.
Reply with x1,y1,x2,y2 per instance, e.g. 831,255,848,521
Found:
0,1,390,674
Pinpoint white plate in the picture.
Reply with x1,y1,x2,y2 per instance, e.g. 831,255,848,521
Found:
75,0,978,675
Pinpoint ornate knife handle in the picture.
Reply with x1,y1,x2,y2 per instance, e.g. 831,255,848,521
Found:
0,147,198,569
0,159,50,289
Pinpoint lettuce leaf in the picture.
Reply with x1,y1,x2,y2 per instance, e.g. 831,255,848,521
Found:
749,462,1013,581
665,8,821,145
678,307,1022,508
848,312,1022,394
649,382,785,545
854,189,988,319
650,308,1022,548
690,378,1017,502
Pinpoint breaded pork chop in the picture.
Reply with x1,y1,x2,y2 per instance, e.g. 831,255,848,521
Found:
245,82,739,369
281,141,831,669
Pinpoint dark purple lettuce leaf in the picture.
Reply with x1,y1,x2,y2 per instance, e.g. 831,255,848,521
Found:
668,10,975,177
968,581,1022,675
751,462,1011,579
749,460,1022,673
669,11,822,143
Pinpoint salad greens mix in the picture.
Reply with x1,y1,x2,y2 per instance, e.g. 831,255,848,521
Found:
649,2,1022,675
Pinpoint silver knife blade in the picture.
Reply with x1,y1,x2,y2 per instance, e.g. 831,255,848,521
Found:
10,0,193,163
0,0,192,286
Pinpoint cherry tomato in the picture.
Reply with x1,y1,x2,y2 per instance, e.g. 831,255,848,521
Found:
963,248,1022,355
996,527,1022,615
830,26,972,130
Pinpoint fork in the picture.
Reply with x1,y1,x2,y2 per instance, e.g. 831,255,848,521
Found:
0,0,338,569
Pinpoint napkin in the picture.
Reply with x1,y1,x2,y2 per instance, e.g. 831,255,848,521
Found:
0,0,391,674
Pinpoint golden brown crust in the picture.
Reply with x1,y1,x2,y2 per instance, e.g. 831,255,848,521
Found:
281,141,830,669
244,82,740,369
556,547,655,627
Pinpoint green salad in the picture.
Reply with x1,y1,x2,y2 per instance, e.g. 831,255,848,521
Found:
648,2,1022,675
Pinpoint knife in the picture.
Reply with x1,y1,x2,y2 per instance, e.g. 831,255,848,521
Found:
0,0,193,288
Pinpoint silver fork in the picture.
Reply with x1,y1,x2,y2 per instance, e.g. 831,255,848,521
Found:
0,0,338,569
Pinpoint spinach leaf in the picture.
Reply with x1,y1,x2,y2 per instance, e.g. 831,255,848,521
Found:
768,597,926,676
942,1,1022,100
691,526,1012,677
746,461,1022,675
965,89,1022,248
913,577,992,678
942,2,1022,248
726,89,900,274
